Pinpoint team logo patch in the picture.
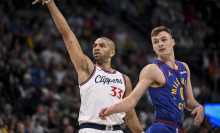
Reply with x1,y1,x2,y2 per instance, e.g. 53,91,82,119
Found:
168,70,173,77
180,71,187,74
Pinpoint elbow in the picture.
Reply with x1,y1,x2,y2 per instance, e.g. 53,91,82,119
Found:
59,28,71,37
59,29,66,36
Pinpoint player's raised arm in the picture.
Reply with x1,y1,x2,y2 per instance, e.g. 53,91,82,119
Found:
182,62,205,126
122,75,144,133
32,0,93,75
99,64,156,119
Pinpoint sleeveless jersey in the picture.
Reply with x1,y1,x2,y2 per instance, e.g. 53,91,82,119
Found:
148,59,187,130
78,65,126,125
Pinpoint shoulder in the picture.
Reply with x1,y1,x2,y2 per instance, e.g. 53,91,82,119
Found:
141,64,160,74
123,74,131,83
178,61,190,71
140,64,161,79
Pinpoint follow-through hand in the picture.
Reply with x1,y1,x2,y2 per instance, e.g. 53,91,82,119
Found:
99,105,115,120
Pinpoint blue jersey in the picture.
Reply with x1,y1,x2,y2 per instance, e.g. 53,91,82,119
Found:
148,59,187,131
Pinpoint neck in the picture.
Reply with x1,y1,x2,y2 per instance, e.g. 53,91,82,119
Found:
158,52,176,69
96,62,114,72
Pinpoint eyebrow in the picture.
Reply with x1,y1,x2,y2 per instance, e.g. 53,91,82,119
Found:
152,36,167,41
93,43,106,46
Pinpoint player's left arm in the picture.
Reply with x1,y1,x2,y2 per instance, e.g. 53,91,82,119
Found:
123,75,144,133
182,62,205,126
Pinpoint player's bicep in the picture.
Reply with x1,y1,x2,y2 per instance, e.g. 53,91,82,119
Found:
182,62,195,101
129,65,155,102
62,32,94,73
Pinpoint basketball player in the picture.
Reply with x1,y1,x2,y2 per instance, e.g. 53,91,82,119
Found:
32,0,144,132
99,26,205,133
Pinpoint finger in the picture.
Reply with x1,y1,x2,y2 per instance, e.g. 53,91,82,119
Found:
99,111,107,120
194,113,200,122
32,0,39,4
194,116,203,125
99,115,106,120
194,118,201,126
99,108,107,117
191,109,197,115
104,108,110,115
101,108,107,115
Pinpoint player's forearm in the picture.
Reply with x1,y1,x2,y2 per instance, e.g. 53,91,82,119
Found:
114,96,137,113
46,0,71,36
185,98,200,111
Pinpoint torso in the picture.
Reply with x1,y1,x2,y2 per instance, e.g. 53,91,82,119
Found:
78,65,126,125
148,59,187,128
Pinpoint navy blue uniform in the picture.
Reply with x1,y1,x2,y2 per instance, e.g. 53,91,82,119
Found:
146,59,187,133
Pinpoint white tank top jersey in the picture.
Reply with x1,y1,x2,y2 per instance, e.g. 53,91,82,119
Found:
78,65,126,126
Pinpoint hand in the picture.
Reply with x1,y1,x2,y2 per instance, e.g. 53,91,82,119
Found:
99,105,115,120
191,104,205,126
32,0,51,5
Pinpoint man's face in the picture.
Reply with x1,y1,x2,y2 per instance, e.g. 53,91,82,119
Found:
151,31,175,56
93,38,111,61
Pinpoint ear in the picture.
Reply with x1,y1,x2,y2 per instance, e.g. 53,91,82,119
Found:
172,39,175,46
110,50,115,58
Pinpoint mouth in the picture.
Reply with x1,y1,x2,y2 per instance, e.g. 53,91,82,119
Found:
94,52,100,57
159,48,166,52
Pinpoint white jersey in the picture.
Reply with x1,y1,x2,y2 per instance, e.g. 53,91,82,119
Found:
78,65,126,126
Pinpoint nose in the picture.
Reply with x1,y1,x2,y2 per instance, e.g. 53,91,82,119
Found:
158,41,164,47
94,46,100,51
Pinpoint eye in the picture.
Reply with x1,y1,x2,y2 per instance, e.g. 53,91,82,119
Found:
93,44,97,48
154,41,158,44
162,39,167,42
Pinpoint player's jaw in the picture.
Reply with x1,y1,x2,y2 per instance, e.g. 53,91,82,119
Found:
93,51,103,61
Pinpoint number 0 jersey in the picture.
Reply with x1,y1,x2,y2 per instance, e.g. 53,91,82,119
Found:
78,65,126,125
148,60,187,130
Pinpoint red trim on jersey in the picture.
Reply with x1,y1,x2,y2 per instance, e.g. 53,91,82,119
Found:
156,65,168,90
80,66,97,86
177,61,187,71
153,119,182,132
121,73,126,88
102,69,117,74
156,60,180,72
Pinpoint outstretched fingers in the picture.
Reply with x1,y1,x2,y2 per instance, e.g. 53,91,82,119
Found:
192,106,204,126
32,0,40,4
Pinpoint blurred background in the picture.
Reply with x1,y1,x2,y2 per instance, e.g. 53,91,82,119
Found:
0,0,220,133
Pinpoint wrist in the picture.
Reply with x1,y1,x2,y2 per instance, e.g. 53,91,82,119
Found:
45,0,51,3
111,104,116,114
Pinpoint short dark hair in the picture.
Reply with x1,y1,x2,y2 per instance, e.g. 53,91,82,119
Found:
98,37,115,50
151,26,172,38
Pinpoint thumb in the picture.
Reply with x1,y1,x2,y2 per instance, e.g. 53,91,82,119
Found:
104,108,110,115
191,108,197,115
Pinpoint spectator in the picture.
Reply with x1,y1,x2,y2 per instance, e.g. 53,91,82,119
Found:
30,118,43,133
16,122,25,133
31,104,48,125
209,54,220,91
197,85,211,105
0,117,7,133
0,103,17,126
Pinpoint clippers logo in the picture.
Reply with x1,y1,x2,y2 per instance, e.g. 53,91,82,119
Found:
95,75,123,84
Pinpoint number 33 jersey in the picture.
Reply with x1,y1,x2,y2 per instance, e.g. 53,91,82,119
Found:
78,65,126,125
